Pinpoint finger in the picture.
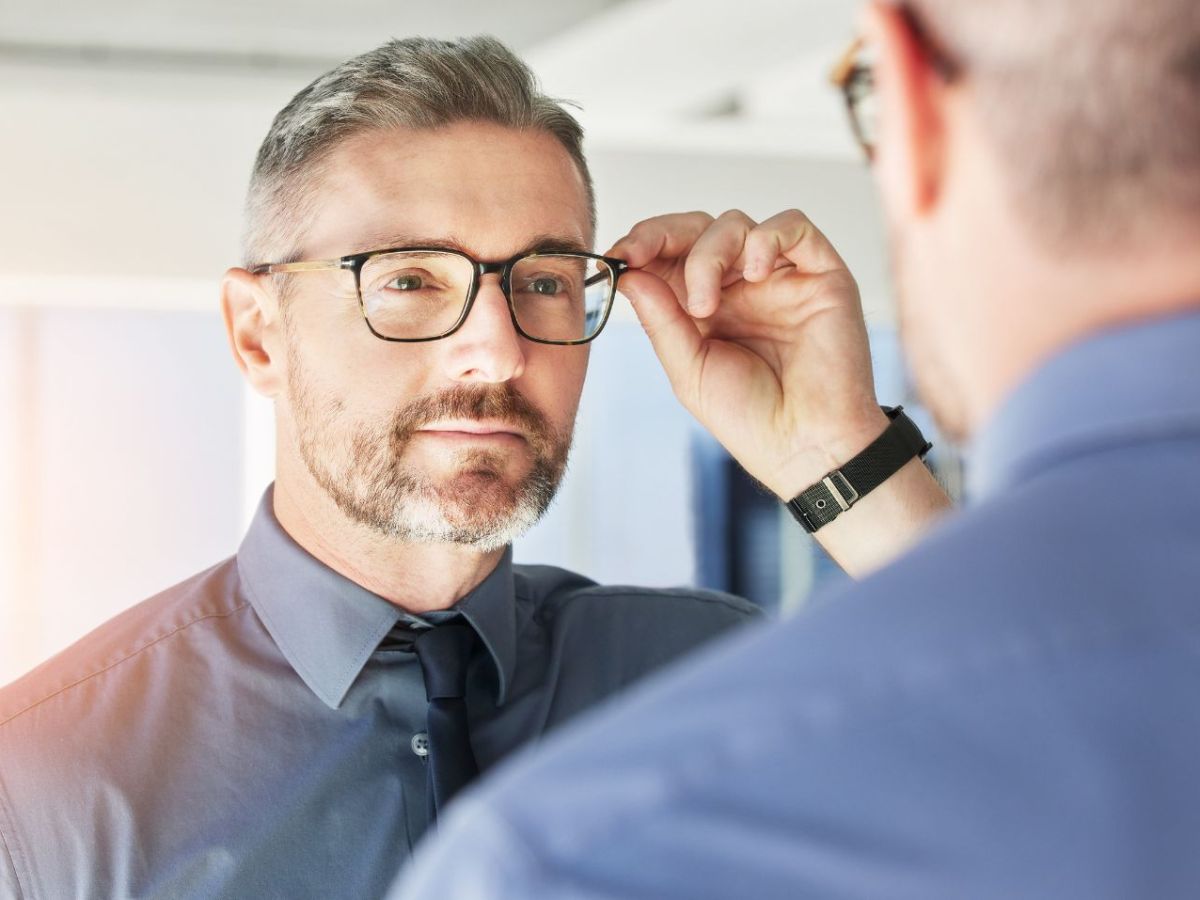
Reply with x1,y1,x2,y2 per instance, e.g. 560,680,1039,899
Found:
682,209,756,318
741,209,849,282
605,211,715,268
618,271,704,408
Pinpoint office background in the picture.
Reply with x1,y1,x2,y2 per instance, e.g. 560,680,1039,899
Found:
0,0,959,685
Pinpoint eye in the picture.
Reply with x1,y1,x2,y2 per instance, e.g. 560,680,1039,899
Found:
529,277,563,296
386,273,426,291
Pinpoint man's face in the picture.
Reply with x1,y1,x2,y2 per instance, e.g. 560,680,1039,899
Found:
275,122,593,550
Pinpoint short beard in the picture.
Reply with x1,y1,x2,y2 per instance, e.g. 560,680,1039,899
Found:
287,346,571,552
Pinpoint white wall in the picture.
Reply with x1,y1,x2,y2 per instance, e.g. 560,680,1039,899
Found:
0,312,31,678
589,147,893,325
0,306,244,683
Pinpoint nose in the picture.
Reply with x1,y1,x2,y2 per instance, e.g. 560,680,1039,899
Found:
442,276,526,384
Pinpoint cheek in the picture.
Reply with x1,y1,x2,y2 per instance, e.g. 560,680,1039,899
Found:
290,328,437,426
524,347,588,431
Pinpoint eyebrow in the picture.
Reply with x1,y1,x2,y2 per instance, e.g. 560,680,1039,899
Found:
344,233,593,260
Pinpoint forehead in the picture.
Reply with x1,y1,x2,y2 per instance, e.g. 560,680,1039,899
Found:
298,122,593,260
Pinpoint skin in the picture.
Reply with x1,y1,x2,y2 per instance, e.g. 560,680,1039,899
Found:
221,123,593,613
609,215,952,579
609,0,1200,583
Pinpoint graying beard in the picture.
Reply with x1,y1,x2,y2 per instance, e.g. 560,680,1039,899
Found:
289,362,568,549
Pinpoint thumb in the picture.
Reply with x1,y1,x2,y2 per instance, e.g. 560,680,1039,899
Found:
620,271,704,406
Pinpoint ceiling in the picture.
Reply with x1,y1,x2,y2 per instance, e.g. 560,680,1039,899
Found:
0,0,626,61
0,0,862,158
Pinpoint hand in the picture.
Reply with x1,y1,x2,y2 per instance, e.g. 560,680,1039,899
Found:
609,209,890,499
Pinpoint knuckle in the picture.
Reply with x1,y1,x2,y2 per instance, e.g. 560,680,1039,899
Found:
716,208,753,225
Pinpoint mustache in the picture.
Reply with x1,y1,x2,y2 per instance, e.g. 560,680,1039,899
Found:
390,384,555,452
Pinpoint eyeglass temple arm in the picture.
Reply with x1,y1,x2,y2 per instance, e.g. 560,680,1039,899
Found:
249,260,347,275
829,37,864,88
583,259,629,288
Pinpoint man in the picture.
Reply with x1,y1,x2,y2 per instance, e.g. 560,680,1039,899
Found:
0,36,946,899
396,1,1200,898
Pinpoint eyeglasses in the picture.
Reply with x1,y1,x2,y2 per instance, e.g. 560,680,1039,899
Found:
829,9,961,162
830,37,879,161
250,247,628,345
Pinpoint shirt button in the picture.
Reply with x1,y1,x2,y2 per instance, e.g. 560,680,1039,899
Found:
411,732,430,758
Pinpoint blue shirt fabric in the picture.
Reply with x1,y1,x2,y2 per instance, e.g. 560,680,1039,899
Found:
0,490,757,899
394,310,1200,900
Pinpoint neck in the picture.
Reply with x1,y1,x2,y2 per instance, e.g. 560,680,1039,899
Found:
938,215,1200,437
270,465,505,615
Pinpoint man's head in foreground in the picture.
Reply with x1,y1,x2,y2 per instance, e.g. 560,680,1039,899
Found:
860,0,1200,440
221,37,601,556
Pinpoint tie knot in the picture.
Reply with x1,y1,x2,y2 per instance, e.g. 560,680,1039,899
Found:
414,621,477,701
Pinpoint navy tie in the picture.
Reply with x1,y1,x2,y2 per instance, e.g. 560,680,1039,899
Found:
413,621,480,822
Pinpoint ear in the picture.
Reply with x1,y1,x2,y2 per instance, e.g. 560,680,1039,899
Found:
862,1,949,219
220,268,286,398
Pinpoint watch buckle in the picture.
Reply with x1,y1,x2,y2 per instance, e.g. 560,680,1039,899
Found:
822,471,860,512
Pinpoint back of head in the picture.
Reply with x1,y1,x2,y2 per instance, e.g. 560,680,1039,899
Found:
242,36,594,267
915,0,1200,251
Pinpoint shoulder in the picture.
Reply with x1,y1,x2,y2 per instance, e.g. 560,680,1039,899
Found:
413,490,1200,899
511,564,761,684
495,463,1200,797
0,557,249,731
513,562,761,632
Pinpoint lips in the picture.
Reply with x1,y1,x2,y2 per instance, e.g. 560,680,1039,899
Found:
415,420,528,441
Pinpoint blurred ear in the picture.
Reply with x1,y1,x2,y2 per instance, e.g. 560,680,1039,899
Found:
220,268,286,398
862,1,950,220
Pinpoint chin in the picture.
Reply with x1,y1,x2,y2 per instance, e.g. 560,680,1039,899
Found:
390,473,550,552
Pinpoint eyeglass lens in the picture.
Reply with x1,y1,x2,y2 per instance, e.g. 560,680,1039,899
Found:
848,66,879,156
359,251,614,342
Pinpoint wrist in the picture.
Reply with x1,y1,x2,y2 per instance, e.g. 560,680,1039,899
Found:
783,406,934,535
765,405,893,500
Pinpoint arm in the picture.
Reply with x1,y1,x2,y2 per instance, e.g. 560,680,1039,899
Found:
609,209,951,578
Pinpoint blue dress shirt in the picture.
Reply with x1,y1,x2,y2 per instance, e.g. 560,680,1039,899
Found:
0,490,757,899
394,310,1200,900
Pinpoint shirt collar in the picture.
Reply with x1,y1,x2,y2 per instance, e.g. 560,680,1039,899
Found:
237,486,518,709
967,309,1200,502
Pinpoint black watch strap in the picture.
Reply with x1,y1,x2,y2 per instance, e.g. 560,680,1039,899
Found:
785,406,932,534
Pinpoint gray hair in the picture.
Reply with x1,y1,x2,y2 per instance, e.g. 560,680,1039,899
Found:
242,35,594,266
914,0,1200,249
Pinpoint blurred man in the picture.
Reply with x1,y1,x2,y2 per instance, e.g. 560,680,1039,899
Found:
0,35,946,899
397,1,1200,898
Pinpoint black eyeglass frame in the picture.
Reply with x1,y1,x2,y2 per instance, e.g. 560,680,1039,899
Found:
829,6,962,162
250,247,629,346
